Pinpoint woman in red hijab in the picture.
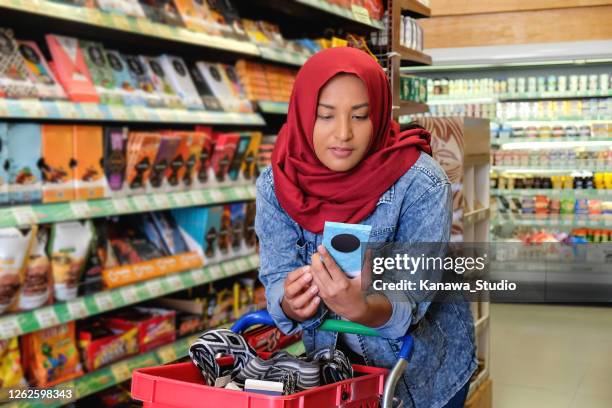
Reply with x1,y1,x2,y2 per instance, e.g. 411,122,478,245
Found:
255,47,476,407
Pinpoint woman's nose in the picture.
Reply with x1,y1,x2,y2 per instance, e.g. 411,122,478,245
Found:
336,117,353,141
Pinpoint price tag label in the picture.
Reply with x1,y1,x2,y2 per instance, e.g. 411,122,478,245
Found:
11,206,37,225
121,286,140,304
80,103,102,119
351,5,371,24
85,9,105,26
26,99,46,117
62,102,79,119
132,195,151,211
146,280,164,297
0,98,8,116
577,219,586,226
34,308,60,328
108,105,128,120
0,318,21,338
236,258,250,271
157,345,177,362
95,293,114,311
110,14,131,31
224,261,238,275
208,264,223,279
191,269,206,283
173,192,191,207
111,362,131,382
189,191,204,203
166,274,183,290
71,201,92,218
210,189,225,202
153,194,170,208
113,197,132,213
67,299,89,320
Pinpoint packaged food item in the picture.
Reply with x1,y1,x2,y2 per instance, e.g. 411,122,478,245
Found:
45,34,99,103
103,127,128,197
218,204,232,258
79,220,107,296
6,124,43,204
138,0,184,26
41,125,75,203
206,283,233,327
159,55,203,109
126,132,161,195
227,132,252,181
182,132,205,189
187,61,224,111
229,202,246,254
78,320,138,372
175,311,204,337
73,125,106,200
0,337,26,389
106,49,142,106
164,132,190,192
195,62,247,112
106,307,176,352
194,126,216,186
96,0,145,17
140,55,184,109
0,28,38,99
210,132,239,184
109,216,166,265
124,54,163,107
21,322,83,388
174,0,211,33
17,40,66,100
147,134,180,193
0,123,8,205
79,40,119,104
243,326,301,354
244,201,257,249
233,277,255,319
240,131,262,182
19,227,51,311
50,221,94,301
0,227,35,314
322,222,372,278
149,211,188,255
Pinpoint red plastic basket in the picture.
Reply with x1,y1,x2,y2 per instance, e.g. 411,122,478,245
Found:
132,359,388,408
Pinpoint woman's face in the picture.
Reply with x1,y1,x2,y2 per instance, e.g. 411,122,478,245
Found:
313,74,373,172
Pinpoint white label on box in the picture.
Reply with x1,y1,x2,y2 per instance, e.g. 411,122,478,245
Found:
146,280,164,297
210,189,225,202
121,286,140,304
132,195,150,211
224,261,238,275
165,274,183,290
189,191,204,203
34,308,60,328
153,194,170,209
95,293,114,311
113,198,132,213
173,192,191,207
191,269,206,283
11,207,37,225
70,201,92,218
67,299,89,320
235,258,249,271
208,264,222,279
0,318,21,338
80,103,102,119
111,362,131,382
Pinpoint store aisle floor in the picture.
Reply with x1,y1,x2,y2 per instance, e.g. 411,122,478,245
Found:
490,303,612,408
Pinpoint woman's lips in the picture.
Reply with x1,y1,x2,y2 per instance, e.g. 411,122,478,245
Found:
329,147,354,159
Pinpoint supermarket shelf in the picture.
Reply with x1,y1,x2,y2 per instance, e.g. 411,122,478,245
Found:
492,165,609,173
492,215,612,228
395,100,429,115
257,101,289,115
491,189,612,199
502,115,612,122
499,90,612,102
499,120,612,126
257,46,309,67
0,185,255,228
492,136,612,146
427,97,497,105
0,0,259,56
396,45,432,66
294,0,384,29
0,99,265,125
464,208,490,226
0,254,259,341
396,0,431,18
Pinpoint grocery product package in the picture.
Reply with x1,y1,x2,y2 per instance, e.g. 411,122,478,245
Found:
6,123,43,204
0,226,36,314
41,124,75,203
0,28,38,99
103,127,128,197
74,125,107,200
50,220,94,302
77,319,139,372
20,322,83,388
105,307,176,353
79,40,120,104
17,40,67,100
18,227,52,311
0,337,26,390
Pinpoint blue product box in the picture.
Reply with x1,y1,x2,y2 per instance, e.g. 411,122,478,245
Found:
7,124,43,204
322,221,372,278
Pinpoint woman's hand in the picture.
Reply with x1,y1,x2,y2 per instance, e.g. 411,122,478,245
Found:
281,266,320,322
310,245,369,322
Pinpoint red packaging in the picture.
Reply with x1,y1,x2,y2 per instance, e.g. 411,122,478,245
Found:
210,132,239,183
78,321,139,372
194,126,216,186
243,326,302,354
105,307,176,353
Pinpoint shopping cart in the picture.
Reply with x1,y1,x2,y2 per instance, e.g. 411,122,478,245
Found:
132,310,414,408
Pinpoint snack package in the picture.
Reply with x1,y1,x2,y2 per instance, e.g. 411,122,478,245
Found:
45,34,99,103
164,132,189,192
103,127,128,197
0,123,8,205
147,134,180,193
74,125,107,200
244,201,256,249
174,0,212,33
17,41,66,100
172,205,221,260
194,127,215,186
218,204,232,258
105,49,142,106
206,283,233,327
0,28,38,99
79,40,120,104
175,311,204,337
138,0,184,26
240,131,262,182
0,337,26,390
210,132,239,184
6,124,43,204
221,64,252,112
126,132,161,195
79,220,107,296
182,132,205,189
322,222,372,278
19,227,52,311
159,55,204,110
140,56,184,109
205,0,246,39
227,132,251,181
195,62,240,112
50,221,94,301
233,277,255,319
187,62,224,111
124,54,163,108
108,216,167,265
105,307,176,352
150,211,188,255
96,0,146,18
0,227,35,314
243,325,301,354
229,202,246,255
78,320,138,372
20,322,83,388
41,125,75,203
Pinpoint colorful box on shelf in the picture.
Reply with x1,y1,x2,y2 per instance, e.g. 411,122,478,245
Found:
102,252,203,289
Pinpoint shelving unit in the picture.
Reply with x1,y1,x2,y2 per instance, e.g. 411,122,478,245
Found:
0,185,255,228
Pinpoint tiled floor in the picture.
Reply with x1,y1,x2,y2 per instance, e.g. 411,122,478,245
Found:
490,303,612,408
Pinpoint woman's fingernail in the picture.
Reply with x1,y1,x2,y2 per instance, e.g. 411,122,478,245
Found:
318,245,324,252
303,265,310,272
303,273,312,282
310,285,318,294
313,297,320,304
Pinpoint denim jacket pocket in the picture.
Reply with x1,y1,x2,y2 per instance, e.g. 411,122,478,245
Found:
402,318,447,388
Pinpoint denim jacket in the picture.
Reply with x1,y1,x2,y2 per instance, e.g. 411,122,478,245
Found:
255,152,477,408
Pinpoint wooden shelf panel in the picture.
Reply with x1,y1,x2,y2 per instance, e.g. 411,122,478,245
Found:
397,0,432,18
395,101,430,115
395,45,433,66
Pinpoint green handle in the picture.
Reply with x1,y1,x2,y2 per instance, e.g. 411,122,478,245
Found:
319,319,380,337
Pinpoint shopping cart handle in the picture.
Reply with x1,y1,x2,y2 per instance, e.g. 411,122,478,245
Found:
230,309,276,333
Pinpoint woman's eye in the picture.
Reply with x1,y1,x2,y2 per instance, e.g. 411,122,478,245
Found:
317,114,333,120
352,115,368,120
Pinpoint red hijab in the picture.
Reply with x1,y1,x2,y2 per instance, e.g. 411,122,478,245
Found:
271,47,431,234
